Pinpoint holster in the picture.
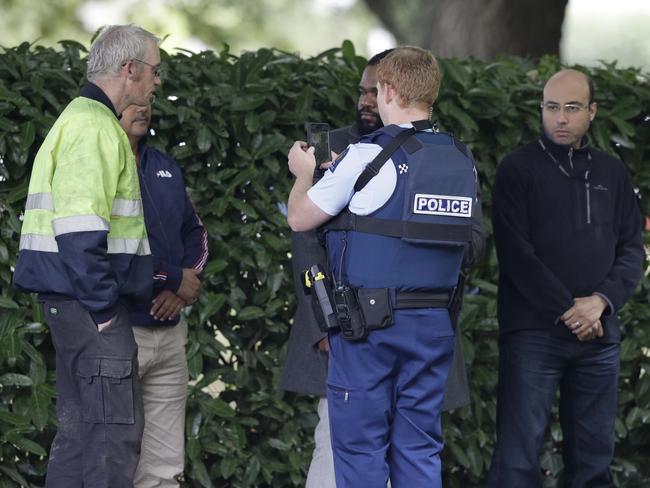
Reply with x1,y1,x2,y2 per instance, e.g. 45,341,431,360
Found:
303,264,338,332
337,287,452,341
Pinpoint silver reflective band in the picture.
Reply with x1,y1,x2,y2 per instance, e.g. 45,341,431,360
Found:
107,237,151,256
19,233,151,256
52,215,110,235
112,198,143,217
25,192,54,211
19,233,59,252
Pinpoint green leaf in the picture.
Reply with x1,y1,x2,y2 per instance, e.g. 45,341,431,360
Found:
243,456,261,486
186,436,201,462
448,440,471,469
341,39,356,63
625,407,650,429
19,121,36,151
268,438,292,451
12,436,47,456
230,94,267,111
204,259,228,276
0,411,30,426
220,456,237,479
189,459,214,488
0,373,33,387
237,306,265,321
204,398,236,418
0,466,30,486
199,293,226,322
196,125,212,153
31,383,52,430
0,297,19,309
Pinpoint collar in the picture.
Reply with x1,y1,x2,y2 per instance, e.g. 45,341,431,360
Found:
539,132,592,180
79,82,119,118
540,131,590,160
135,136,150,168
396,120,436,132
347,122,361,143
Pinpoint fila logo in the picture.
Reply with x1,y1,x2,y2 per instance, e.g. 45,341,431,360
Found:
156,170,173,178
413,194,472,218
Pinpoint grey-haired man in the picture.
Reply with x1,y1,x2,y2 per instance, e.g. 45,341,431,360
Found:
14,24,161,488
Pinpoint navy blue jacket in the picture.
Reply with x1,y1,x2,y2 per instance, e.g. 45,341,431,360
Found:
127,140,208,326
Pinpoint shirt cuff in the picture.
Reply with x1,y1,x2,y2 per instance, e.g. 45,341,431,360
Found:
312,332,328,349
593,292,614,316
164,265,183,293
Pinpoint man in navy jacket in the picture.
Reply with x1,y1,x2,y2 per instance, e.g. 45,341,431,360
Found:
120,103,208,487
486,69,644,487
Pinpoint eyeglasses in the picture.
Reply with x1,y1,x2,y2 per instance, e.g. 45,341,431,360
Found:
540,102,590,114
132,58,162,78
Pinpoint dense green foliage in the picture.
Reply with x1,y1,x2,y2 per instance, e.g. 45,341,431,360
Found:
0,41,649,487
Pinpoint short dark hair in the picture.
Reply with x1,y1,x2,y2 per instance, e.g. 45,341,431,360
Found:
367,48,395,67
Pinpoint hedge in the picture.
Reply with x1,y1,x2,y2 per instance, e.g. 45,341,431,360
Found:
0,40,648,487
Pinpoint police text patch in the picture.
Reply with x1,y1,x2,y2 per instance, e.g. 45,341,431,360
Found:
413,194,472,218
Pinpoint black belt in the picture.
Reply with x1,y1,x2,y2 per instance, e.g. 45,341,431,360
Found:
393,291,451,309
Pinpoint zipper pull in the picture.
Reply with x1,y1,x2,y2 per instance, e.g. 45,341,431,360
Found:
585,178,591,225
344,391,349,403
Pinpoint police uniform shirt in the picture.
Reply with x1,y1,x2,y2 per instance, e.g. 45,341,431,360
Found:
308,123,430,216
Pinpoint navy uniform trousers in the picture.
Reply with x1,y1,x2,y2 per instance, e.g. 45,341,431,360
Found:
327,308,454,488
43,300,143,488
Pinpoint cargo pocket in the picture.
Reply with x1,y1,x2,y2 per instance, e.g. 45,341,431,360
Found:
76,357,135,424
77,358,103,423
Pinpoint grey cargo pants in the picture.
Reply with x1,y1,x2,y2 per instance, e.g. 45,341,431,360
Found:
43,299,144,488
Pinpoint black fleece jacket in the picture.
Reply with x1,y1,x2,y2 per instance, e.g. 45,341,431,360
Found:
492,133,644,343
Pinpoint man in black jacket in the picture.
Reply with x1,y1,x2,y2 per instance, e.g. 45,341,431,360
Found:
486,69,644,487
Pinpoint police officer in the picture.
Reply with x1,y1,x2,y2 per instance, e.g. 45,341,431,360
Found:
281,49,392,488
287,46,481,487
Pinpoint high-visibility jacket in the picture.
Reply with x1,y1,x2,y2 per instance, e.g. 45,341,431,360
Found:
13,95,152,323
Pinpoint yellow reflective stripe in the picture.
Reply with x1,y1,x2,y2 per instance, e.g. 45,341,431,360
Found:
52,215,109,235
107,237,151,256
19,234,58,252
25,192,54,211
20,211,55,236
111,198,143,217
109,217,148,239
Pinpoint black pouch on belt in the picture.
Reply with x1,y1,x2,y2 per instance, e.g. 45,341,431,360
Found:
357,288,394,330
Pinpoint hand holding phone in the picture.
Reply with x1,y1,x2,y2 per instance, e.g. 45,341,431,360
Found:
306,122,331,165
306,122,330,182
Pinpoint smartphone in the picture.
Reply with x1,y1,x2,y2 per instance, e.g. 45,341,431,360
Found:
306,122,331,165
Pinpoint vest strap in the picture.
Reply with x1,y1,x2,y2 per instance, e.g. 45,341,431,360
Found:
324,212,472,242
353,120,433,192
